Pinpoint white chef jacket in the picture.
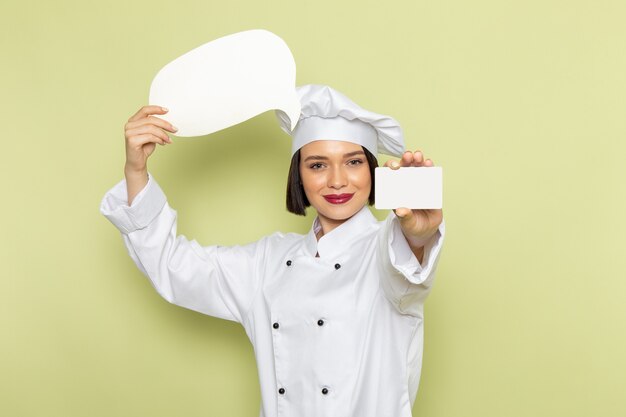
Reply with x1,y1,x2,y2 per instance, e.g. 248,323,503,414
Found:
100,173,446,417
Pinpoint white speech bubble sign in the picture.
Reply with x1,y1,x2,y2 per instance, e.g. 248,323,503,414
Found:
148,29,300,137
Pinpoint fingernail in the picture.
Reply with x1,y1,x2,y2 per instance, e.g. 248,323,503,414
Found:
172,125,178,131
162,107,169,112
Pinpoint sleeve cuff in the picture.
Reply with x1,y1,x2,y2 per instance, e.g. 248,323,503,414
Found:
99,172,167,234
387,213,446,285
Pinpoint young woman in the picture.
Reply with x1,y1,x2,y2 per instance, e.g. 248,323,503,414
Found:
101,84,445,417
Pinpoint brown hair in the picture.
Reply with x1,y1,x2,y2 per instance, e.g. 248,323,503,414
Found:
286,146,378,216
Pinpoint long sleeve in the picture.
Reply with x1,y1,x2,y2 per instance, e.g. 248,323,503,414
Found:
377,212,446,316
99,173,266,323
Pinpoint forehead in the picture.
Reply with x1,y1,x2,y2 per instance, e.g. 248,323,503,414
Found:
299,140,363,157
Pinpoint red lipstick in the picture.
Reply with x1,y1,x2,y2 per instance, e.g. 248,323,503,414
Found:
323,193,354,204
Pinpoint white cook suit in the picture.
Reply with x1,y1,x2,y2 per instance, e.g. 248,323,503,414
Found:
100,173,446,417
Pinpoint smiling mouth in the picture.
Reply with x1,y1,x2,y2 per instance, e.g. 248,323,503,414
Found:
323,193,355,204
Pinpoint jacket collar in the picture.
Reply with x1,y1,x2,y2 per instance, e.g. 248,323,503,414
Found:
303,205,378,258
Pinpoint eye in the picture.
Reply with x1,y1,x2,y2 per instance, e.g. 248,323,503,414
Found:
309,162,324,169
347,159,364,166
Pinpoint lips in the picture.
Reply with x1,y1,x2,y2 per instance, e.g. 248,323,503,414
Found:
323,193,355,204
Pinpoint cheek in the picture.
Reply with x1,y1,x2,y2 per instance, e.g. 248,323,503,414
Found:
300,169,323,195
350,168,371,190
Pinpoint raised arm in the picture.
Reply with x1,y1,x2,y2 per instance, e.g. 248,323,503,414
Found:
100,105,264,324
378,150,445,316
383,150,443,260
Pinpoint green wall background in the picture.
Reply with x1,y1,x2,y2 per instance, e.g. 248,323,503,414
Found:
2,0,625,416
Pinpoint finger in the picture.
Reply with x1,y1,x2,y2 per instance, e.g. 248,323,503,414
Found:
126,115,178,134
401,151,413,167
412,150,424,166
128,133,168,147
128,105,169,123
383,159,401,170
148,115,178,133
126,125,172,143
424,158,434,167
127,125,171,144
394,207,412,218
393,207,418,232
125,113,176,132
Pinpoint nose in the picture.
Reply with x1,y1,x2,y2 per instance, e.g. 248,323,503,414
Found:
327,167,348,189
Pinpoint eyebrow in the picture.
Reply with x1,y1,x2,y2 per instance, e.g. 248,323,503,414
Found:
303,150,365,162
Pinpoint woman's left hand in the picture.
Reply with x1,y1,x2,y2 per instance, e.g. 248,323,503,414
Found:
384,150,444,252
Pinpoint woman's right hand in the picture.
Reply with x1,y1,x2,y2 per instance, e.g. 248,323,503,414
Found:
124,105,178,172
123,105,178,205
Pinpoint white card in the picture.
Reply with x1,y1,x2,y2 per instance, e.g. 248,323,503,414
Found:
148,29,301,137
375,167,443,209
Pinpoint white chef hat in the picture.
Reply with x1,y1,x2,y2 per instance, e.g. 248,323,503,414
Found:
276,84,405,157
